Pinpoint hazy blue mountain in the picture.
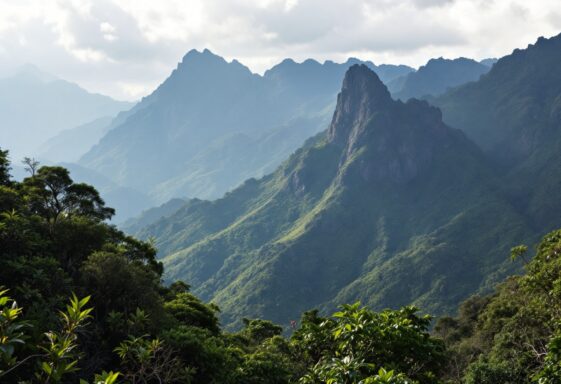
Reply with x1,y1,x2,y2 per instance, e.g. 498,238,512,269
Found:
134,65,532,328
390,57,491,100
37,116,113,163
0,64,133,161
480,58,498,67
58,162,154,223
121,198,186,234
80,51,413,212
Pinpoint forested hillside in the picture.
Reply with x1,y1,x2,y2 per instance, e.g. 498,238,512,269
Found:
2,148,561,383
433,33,561,232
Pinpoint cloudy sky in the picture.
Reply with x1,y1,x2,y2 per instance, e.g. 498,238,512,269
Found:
1,0,560,101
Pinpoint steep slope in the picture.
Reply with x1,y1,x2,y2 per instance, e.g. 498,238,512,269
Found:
433,33,561,230
121,198,186,234
80,51,412,207
390,58,490,100
0,64,132,161
140,65,532,327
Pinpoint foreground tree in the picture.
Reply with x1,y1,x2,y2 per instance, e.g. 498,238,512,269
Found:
436,229,561,383
294,303,445,384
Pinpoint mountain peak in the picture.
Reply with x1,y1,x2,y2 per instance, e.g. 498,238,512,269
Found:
14,63,57,83
327,64,392,145
166,48,254,86
181,48,224,65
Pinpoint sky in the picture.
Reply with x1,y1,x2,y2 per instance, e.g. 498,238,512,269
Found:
1,0,560,101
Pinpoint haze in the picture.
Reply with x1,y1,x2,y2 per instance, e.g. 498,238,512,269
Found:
1,0,560,100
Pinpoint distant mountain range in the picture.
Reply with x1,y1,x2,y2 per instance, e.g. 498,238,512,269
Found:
1,53,503,224
78,50,500,221
38,117,114,163
79,51,413,209
0,64,132,162
390,57,491,100
127,33,561,328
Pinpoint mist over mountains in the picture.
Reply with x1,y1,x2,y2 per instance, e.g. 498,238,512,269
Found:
79,50,413,210
2,50,499,224
391,57,491,100
0,64,132,162
73,50,495,221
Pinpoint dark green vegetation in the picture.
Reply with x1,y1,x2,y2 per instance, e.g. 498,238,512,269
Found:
79,50,413,218
3,145,561,382
435,229,561,383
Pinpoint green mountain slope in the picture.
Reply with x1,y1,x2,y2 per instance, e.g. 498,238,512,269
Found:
140,65,533,327
433,34,561,163
433,33,561,231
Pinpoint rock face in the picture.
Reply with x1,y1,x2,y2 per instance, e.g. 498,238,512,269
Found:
329,65,473,184
328,65,394,146
134,64,533,329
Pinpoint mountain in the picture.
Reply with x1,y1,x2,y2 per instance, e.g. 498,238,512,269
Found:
480,58,498,67
80,51,413,209
433,33,561,232
135,65,532,328
121,198,186,234
0,64,133,161
389,58,491,100
58,162,154,223
37,117,113,163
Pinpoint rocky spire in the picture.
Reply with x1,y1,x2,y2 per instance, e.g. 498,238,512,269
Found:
327,64,393,146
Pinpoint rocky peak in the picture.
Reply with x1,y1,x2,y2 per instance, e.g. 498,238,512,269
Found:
325,65,474,185
175,48,253,77
327,64,393,146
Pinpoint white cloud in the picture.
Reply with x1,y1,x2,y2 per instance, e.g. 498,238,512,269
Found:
0,0,559,100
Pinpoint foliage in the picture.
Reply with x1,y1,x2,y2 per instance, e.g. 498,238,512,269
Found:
437,228,561,383
4,145,561,384
35,294,93,383
0,288,27,371
534,329,561,383
164,292,220,333
295,303,444,384
114,335,189,383
0,290,96,383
